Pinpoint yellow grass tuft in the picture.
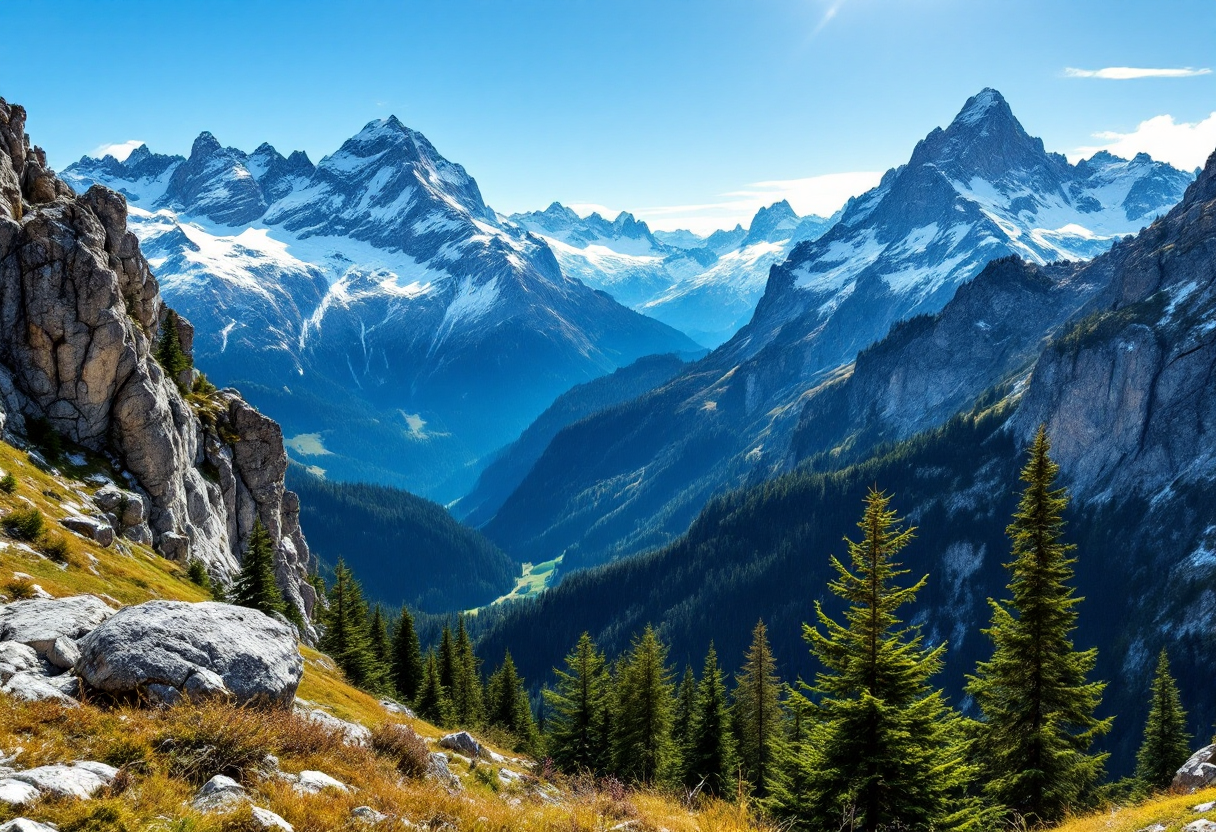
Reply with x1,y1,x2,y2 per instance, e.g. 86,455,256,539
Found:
1052,788,1216,832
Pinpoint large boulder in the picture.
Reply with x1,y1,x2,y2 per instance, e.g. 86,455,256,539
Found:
0,595,113,656
1175,745,1216,791
74,600,302,707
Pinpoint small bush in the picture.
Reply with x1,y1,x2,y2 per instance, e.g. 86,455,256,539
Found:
472,763,500,792
192,373,217,395
154,702,279,784
3,576,35,600
370,721,429,779
186,559,211,590
102,736,152,772
0,472,16,494
26,416,63,460
58,802,133,832
3,507,44,540
39,532,73,563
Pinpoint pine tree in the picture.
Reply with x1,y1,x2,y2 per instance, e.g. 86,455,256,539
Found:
967,428,1111,825
155,309,191,391
613,625,676,784
487,651,540,754
733,619,783,798
415,650,452,727
1135,648,1191,791
796,488,978,832
544,632,610,774
685,643,737,796
391,607,426,703
231,519,286,617
367,604,393,692
767,685,815,821
438,624,457,693
673,665,697,764
317,559,378,689
452,616,485,726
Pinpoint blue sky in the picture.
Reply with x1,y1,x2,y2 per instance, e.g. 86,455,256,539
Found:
2,0,1214,233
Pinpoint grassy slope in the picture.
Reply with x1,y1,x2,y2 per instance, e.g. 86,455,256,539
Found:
0,436,766,832
1054,788,1216,832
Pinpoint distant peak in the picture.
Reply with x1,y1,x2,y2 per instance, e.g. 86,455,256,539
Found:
953,88,1012,128
190,131,222,157
252,142,279,156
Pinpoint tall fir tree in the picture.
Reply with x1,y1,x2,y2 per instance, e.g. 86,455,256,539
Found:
1135,648,1191,791
452,616,485,726
231,519,286,617
673,665,697,764
613,625,676,784
438,624,457,693
544,632,610,774
317,559,378,689
733,620,783,798
487,651,540,754
794,488,979,832
966,428,1111,825
685,643,737,796
367,604,393,692
415,650,452,727
155,309,191,392
767,686,815,821
391,607,426,703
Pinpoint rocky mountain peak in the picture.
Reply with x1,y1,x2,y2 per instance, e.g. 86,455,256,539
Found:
743,199,800,245
188,130,224,159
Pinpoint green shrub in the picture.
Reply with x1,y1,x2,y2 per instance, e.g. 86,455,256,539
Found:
370,721,429,779
3,576,35,600
3,507,45,540
186,559,212,590
0,472,16,494
39,532,73,563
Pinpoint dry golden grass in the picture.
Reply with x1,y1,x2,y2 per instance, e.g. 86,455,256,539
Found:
1051,788,1216,832
0,694,773,832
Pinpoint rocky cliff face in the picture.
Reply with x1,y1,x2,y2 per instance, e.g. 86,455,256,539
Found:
0,98,315,626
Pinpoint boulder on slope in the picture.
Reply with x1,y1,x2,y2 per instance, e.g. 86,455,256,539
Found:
75,600,302,707
1175,745,1216,791
0,595,113,657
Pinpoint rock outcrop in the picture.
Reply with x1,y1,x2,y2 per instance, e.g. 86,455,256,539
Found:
1175,745,1216,791
74,600,303,707
0,97,314,625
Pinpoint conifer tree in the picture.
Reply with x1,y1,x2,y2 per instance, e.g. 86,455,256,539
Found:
685,643,737,796
613,625,676,784
367,604,393,692
544,632,610,774
673,665,697,763
438,624,457,692
231,519,286,617
156,310,191,391
767,686,815,821
733,620,783,797
317,559,378,689
1135,648,1191,791
452,616,485,726
391,606,426,703
415,650,452,727
487,651,540,754
797,488,978,832
967,428,1111,825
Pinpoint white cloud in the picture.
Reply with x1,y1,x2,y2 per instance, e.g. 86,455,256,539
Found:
567,203,621,219
1071,112,1216,171
1064,66,1211,80
632,171,881,235
89,140,145,161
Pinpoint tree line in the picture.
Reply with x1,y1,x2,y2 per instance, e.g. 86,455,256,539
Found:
297,427,1194,830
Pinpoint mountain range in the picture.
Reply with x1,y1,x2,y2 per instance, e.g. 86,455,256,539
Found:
474,89,1194,571
476,136,1216,775
61,121,699,498
510,200,836,347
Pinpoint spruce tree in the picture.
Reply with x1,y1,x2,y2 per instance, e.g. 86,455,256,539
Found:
685,643,737,796
798,488,978,832
438,624,457,693
231,519,286,617
673,665,697,764
317,559,378,689
487,651,540,754
415,650,452,727
156,309,191,391
613,625,676,784
767,686,815,821
733,619,783,797
367,604,393,692
391,607,426,703
967,428,1111,825
452,616,485,726
1135,648,1191,791
544,632,610,774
